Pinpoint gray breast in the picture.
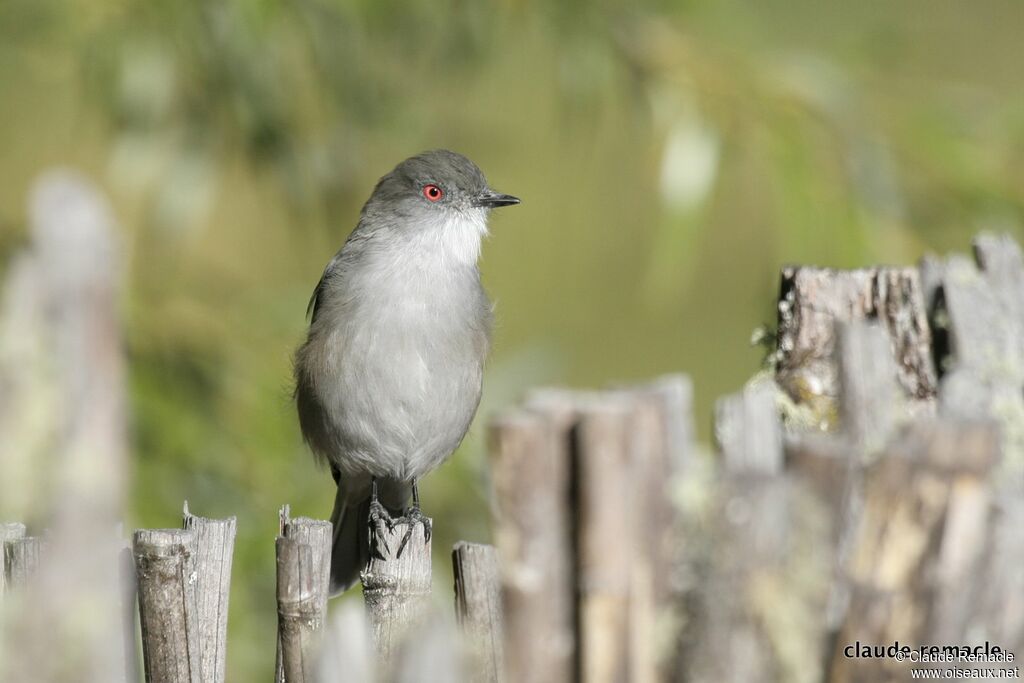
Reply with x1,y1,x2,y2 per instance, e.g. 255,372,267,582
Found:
295,244,492,482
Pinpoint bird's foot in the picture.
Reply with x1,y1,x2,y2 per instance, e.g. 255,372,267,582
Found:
369,498,395,557
395,506,432,558
369,497,395,529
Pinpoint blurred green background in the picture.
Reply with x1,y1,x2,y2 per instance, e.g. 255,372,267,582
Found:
1,0,1022,678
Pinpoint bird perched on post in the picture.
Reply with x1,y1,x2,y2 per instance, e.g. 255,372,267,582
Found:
294,150,520,594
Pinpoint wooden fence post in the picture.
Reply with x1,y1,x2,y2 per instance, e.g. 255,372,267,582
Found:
0,172,130,683
453,541,503,683
389,608,464,683
574,396,635,683
685,377,840,683
816,321,904,633
276,537,321,683
0,522,26,596
635,374,694,480
133,529,201,683
521,389,581,676
182,503,236,683
973,232,1024,344
937,254,1019,409
687,382,804,683
620,376,692,683
948,236,1024,367
3,536,45,591
119,542,141,683
835,322,901,452
278,508,333,604
489,408,572,683
828,420,1000,683
714,381,783,474
775,265,935,408
966,496,1024,658
361,518,432,667
936,236,1024,493
313,602,376,683
275,507,332,683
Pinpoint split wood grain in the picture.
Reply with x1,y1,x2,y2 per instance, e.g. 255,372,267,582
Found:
182,503,236,683
361,518,432,668
133,529,201,683
453,541,503,683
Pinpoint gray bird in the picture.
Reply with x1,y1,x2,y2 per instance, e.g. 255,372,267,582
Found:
294,150,519,593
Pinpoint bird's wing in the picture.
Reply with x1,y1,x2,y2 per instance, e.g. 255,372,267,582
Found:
306,254,341,323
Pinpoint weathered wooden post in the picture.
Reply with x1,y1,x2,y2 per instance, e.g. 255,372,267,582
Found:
622,376,693,683
934,234,1024,493
686,381,800,683
828,420,1000,683
967,496,1024,658
489,408,572,683
275,506,332,683
973,233,1024,353
775,264,936,406
119,541,141,683
0,172,131,683
821,320,904,628
835,322,902,452
676,375,838,683
632,375,695,598
361,518,433,666
389,608,464,683
314,602,376,683
453,541,503,683
133,529,202,683
714,381,783,474
574,396,635,683
277,537,322,683
506,380,692,683
0,522,26,597
521,388,581,675
182,503,236,683
3,536,45,591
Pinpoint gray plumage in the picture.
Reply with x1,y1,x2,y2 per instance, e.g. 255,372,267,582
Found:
293,150,519,593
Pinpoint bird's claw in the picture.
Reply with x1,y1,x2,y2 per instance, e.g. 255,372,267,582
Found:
369,499,395,557
369,498,394,529
395,506,432,558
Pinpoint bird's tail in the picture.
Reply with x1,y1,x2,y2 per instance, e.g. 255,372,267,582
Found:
328,487,370,596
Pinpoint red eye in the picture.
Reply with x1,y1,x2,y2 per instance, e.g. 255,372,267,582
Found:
422,184,444,202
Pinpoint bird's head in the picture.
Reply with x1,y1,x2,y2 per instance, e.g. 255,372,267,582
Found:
365,149,518,221
359,150,520,265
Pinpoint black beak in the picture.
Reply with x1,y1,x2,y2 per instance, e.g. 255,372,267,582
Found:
474,189,521,208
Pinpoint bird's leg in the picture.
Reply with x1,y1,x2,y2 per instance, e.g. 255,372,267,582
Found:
368,478,396,557
369,478,395,528
396,479,432,557
407,479,432,539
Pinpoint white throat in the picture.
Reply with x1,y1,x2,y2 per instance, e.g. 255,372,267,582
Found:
414,208,489,267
